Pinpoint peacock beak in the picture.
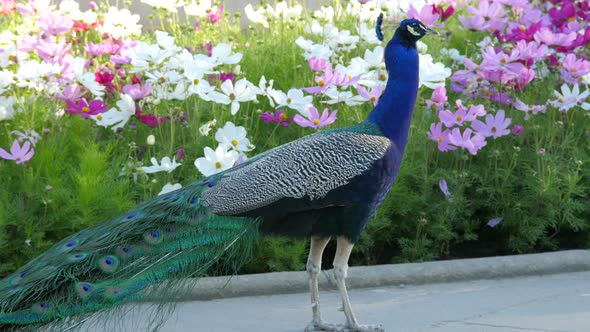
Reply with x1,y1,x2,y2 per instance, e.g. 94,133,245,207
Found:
424,27,438,35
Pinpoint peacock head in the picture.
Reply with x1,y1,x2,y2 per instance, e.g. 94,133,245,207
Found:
396,18,438,43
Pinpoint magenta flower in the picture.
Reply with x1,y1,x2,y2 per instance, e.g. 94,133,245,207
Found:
176,148,186,160
448,128,487,155
432,4,454,21
294,107,337,129
37,12,73,35
427,122,456,152
65,98,109,118
355,84,383,106
260,109,294,127
512,125,524,135
309,56,327,72
471,109,511,139
135,108,166,128
95,71,116,91
0,140,34,164
548,0,576,26
122,83,153,100
207,6,224,23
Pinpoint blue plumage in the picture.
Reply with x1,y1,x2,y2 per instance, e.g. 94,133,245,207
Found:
0,17,435,331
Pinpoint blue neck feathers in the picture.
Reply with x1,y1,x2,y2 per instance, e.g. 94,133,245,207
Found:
366,31,419,149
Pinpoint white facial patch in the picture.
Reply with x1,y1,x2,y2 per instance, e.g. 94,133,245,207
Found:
418,23,427,31
407,25,421,36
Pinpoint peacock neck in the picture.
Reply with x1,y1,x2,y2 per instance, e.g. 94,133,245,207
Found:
366,36,419,151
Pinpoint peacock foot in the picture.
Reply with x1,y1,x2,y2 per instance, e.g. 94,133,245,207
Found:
304,319,345,331
344,323,384,332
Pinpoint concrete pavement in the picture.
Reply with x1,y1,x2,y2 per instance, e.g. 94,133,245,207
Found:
87,270,590,332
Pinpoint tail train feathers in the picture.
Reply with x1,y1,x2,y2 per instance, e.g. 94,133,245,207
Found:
0,180,260,330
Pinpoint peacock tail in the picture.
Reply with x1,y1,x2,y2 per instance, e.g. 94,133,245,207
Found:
0,179,260,331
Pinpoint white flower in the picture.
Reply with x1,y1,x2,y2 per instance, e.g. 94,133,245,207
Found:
419,54,451,89
0,96,17,121
146,134,156,145
417,41,428,54
208,79,258,115
90,94,135,130
142,156,182,174
159,183,182,196
184,0,212,17
141,0,183,12
295,37,333,60
314,6,335,22
550,84,590,112
59,0,97,24
441,48,465,64
128,41,173,73
273,88,313,114
210,44,242,66
358,22,380,44
99,7,142,39
322,86,364,106
194,145,239,177
215,121,254,152
257,75,280,107
199,119,216,136
0,69,15,94
72,57,104,96
184,62,214,100
244,3,269,28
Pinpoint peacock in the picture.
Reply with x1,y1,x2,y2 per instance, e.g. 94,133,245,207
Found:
0,17,436,332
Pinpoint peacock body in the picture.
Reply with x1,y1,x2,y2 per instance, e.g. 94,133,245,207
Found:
0,17,435,332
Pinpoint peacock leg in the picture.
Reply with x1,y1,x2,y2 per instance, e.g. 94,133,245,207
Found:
304,236,339,332
332,236,384,332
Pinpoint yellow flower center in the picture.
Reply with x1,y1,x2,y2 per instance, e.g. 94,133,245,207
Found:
8,55,16,62
520,25,526,31
572,69,577,73
318,80,325,87
558,98,564,103
492,126,497,133
568,17,575,22
193,78,200,85
229,92,236,100
96,115,103,120
370,96,376,102
484,91,492,97
500,57,507,64
379,73,386,80
287,98,292,104
279,113,287,120
231,139,238,146
437,136,443,143
313,119,320,125
456,115,463,121
82,106,90,113
215,162,222,169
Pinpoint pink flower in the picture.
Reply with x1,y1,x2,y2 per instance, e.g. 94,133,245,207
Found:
355,84,383,106
459,0,506,33
408,4,441,27
293,106,337,129
471,109,511,139
0,0,16,15
207,6,224,23
438,101,485,128
448,128,487,155
512,125,524,135
37,12,73,35
309,56,327,72
65,98,109,118
0,140,35,164
122,83,152,100
533,28,577,47
260,109,294,127
425,86,448,112
559,53,590,84
57,84,85,101
427,122,456,152
95,70,116,91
